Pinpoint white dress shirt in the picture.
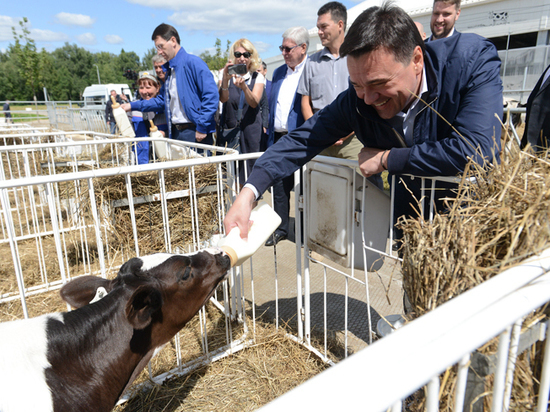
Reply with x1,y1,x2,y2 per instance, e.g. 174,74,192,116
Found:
274,57,307,133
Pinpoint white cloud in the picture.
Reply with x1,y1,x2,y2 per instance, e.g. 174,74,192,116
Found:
30,29,70,42
55,12,96,28
104,34,124,44
126,0,323,34
77,32,97,45
0,15,21,42
253,41,270,54
1,16,68,44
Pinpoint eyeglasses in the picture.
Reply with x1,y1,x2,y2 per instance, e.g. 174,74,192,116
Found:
234,51,252,58
279,44,300,53
155,37,175,51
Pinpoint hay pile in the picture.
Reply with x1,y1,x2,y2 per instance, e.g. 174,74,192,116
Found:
398,143,550,410
114,319,330,412
92,164,222,258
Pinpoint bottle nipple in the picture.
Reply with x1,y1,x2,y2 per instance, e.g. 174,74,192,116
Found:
111,95,120,109
149,120,158,132
220,245,238,267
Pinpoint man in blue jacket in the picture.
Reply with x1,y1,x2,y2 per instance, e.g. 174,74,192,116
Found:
224,2,502,241
122,24,218,146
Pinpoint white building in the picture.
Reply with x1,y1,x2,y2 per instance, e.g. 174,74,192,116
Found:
264,0,550,100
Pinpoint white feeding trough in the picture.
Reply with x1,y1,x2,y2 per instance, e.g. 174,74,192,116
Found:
305,159,390,271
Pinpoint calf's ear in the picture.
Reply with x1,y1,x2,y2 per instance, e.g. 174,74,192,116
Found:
126,285,163,330
60,276,112,308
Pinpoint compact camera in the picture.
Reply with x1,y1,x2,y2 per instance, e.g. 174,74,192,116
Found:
228,64,248,76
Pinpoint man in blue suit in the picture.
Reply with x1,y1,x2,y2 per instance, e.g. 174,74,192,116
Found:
257,61,272,151
264,26,309,246
521,64,550,151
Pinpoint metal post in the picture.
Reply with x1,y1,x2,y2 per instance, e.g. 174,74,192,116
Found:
93,64,101,84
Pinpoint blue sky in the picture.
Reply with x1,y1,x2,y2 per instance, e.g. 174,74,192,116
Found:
1,0,364,62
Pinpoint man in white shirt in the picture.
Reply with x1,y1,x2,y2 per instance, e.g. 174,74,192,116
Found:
265,26,309,246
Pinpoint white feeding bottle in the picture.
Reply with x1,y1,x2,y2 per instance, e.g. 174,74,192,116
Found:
111,96,135,138
218,202,282,267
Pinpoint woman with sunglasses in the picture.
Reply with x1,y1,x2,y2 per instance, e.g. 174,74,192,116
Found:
219,39,266,183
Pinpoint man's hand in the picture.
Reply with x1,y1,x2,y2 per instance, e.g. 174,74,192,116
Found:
121,103,131,112
332,132,354,147
195,131,207,142
223,188,256,240
358,147,388,177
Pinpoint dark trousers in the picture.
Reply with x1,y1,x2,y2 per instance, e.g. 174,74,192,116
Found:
171,123,213,155
272,131,292,236
239,126,261,184
392,175,457,241
217,127,240,152
272,174,294,237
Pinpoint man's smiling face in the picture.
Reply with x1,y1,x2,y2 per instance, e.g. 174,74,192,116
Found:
348,46,424,119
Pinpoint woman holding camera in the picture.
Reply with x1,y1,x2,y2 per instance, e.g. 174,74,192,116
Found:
219,39,265,182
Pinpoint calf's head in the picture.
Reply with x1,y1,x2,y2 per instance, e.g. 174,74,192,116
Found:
60,249,231,343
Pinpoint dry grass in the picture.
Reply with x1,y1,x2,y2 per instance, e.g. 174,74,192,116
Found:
114,319,331,412
91,163,223,257
398,142,550,411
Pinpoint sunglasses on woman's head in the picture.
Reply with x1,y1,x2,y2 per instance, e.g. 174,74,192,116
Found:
234,51,252,58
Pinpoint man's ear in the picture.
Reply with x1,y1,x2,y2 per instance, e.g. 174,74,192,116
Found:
60,276,112,308
412,45,424,74
125,286,163,330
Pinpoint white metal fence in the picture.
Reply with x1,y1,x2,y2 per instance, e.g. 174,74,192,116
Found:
260,248,550,412
46,102,109,133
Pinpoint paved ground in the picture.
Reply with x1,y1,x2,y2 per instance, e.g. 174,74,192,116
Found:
240,191,404,354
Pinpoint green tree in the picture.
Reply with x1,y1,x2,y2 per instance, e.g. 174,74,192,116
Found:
93,51,120,85
51,43,95,100
142,47,157,71
200,38,231,71
11,17,43,101
0,48,26,100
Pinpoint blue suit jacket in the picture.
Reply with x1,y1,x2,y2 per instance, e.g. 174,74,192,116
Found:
267,64,305,147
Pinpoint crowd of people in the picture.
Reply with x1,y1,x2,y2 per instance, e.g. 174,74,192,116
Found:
106,0,548,248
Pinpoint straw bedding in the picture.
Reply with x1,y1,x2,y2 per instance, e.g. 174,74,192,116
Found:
92,163,222,258
114,316,331,412
398,140,550,411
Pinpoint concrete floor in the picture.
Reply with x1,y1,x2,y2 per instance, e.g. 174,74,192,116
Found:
240,191,405,354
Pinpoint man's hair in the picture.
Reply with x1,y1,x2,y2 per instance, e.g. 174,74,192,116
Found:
151,23,180,45
318,1,347,27
152,54,167,64
229,38,262,73
434,0,461,9
282,26,310,51
340,1,425,65
261,61,267,70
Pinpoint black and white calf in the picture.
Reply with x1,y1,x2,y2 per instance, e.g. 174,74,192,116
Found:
0,249,230,412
